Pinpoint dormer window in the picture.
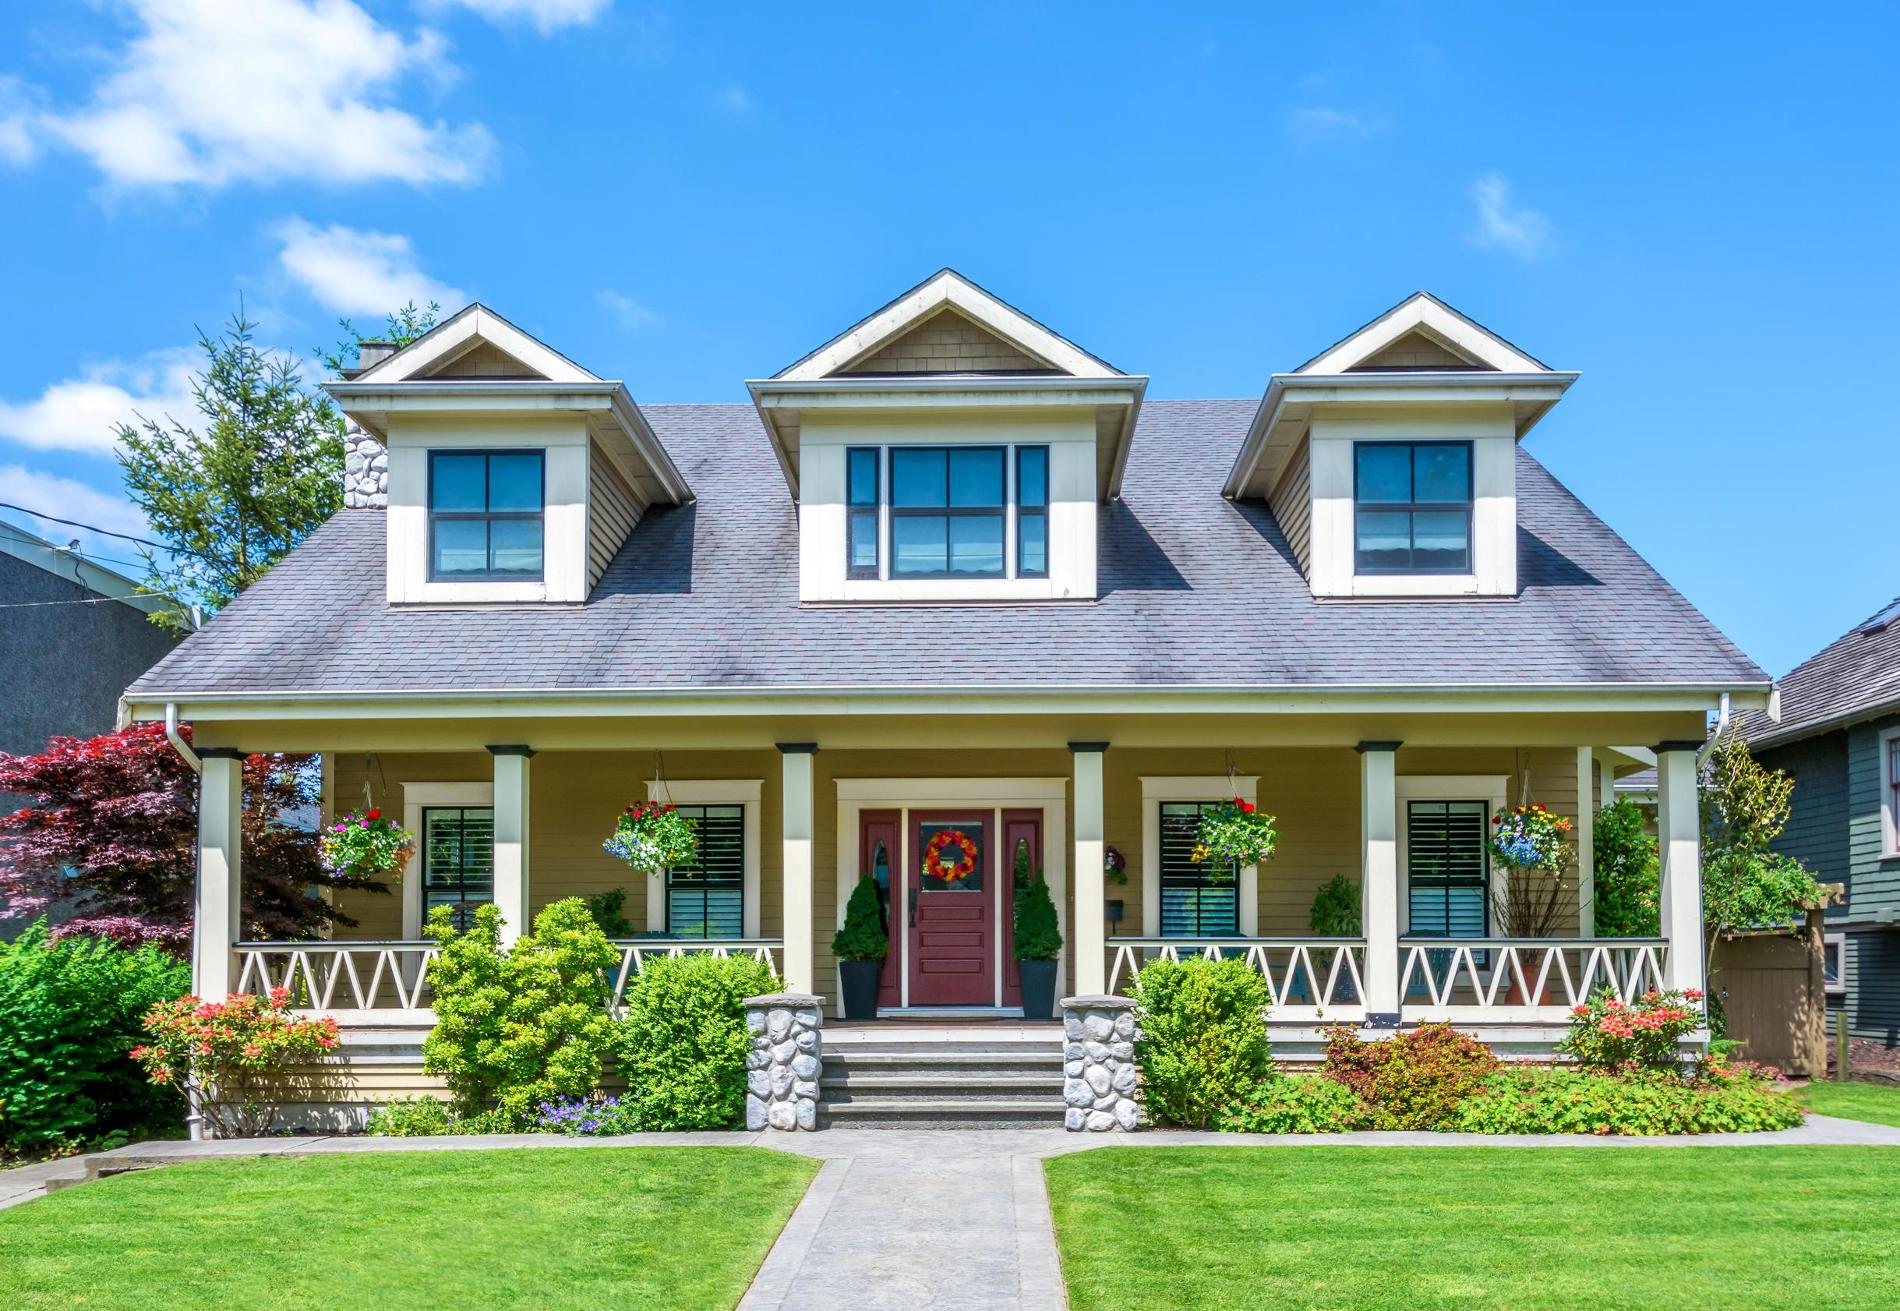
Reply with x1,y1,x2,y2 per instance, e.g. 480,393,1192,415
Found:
1353,441,1472,575
429,450,546,581
844,442,1049,580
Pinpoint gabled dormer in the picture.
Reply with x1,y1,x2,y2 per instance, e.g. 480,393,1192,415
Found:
326,305,690,607
1224,293,1578,599
749,270,1147,603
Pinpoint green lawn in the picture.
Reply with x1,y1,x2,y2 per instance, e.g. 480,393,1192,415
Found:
1047,1146,1900,1310
0,1147,816,1310
1794,1079,1900,1127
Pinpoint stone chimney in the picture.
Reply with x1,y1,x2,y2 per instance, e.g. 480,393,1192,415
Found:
343,424,387,509
355,339,397,372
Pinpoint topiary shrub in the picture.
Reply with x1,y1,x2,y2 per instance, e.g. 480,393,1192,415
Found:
614,952,781,1130
1308,874,1361,936
831,877,888,962
1219,1074,1371,1133
422,898,618,1128
1321,1022,1499,1130
1130,957,1273,1129
1014,873,1063,960
1452,1063,1804,1135
0,920,190,1154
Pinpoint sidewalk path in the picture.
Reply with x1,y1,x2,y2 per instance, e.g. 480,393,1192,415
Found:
4,1115,1898,1309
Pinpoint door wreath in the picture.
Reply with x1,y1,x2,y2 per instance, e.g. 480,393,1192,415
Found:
922,828,979,882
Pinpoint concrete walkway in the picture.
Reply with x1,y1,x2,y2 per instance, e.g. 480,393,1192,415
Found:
4,1116,1899,1308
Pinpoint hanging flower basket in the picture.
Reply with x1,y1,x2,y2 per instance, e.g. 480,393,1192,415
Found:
603,801,699,874
1191,798,1278,880
320,808,415,881
1489,803,1573,872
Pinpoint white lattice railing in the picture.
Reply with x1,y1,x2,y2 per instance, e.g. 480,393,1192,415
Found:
1399,938,1669,1019
235,938,783,1020
1107,938,1368,1019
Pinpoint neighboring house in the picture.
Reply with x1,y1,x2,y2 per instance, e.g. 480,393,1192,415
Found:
120,272,1768,1120
0,522,180,934
1739,598,1900,1046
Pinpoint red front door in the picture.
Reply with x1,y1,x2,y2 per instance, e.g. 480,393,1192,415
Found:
908,812,995,1006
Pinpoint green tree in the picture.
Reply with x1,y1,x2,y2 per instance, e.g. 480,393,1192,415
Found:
1591,799,1659,936
1700,734,1826,989
117,310,345,632
318,300,441,376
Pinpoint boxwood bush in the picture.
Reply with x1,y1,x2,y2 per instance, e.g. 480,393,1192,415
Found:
614,952,781,1130
1130,957,1272,1129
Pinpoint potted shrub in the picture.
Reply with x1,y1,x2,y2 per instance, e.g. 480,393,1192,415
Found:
1308,873,1361,1003
1015,871,1063,1020
832,876,888,1021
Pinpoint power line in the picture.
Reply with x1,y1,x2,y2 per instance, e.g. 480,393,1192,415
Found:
0,520,148,574
0,501,207,558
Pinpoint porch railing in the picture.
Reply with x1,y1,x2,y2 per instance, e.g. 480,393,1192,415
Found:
1107,938,1368,1019
234,938,783,1019
1398,938,1669,1020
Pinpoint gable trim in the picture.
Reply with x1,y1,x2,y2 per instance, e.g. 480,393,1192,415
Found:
350,304,599,385
1295,292,1551,376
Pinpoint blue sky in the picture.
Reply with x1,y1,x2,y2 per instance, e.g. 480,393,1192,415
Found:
1,1,1895,677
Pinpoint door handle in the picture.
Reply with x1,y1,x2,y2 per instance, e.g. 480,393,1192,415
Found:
908,888,918,928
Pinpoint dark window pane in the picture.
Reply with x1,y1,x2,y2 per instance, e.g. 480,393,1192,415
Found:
948,447,1004,507
665,804,744,939
1355,444,1412,503
1406,800,1488,938
891,448,946,508
848,509,879,571
1355,509,1411,570
489,518,544,575
1019,512,1047,576
1413,444,1469,504
487,453,542,512
423,807,494,930
1411,511,1469,570
1158,801,1239,936
433,519,488,576
893,515,948,574
948,514,1004,576
1017,447,1048,508
847,448,879,507
431,454,486,512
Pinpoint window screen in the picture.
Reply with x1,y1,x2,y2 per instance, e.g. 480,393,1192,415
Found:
1406,800,1489,937
665,804,745,939
1158,802,1239,936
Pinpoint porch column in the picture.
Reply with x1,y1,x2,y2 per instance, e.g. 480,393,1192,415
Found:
1576,747,1597,937
1357,741,1401,1025
1070,742,1109,996
192,748,244,1000
489,745,533,948
779,743,817,994
1656,741,1706,995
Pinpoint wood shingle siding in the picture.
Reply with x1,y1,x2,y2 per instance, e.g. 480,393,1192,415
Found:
587,445,641,590
840,308,1050,374
1267,437,1312,575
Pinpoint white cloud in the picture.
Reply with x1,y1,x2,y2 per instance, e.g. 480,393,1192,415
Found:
596,289,656,330
1469,172,1553,260
427,0,611,33
275,219,466,317
0,352,199,457
712,85,752,116
0,466,155,565
0,76,41,164
22,0,492,189
1285,105,1387,146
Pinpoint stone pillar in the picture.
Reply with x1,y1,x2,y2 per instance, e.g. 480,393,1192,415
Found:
1061,995,1139,1131
745,992,823,1131
1357,741,1402,1026
1070,742,1108,996
778,744,817,994
1657,742,1706,996
489,746,533,948
192,749,245,1000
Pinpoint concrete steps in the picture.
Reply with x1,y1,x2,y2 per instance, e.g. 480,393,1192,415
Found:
819,1032,1064,1129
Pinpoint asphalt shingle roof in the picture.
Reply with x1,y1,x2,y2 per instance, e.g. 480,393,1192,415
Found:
1736,596,1900,748
127,400,1766,697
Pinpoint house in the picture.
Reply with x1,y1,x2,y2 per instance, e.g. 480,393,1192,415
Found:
119,272,1768,1121
1739,598,1900,1049
1,522,179,935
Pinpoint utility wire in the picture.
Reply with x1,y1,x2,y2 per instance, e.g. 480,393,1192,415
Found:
0,501,209,558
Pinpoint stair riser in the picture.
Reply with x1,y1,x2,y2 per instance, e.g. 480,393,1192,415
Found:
821,1115,1059,1130
826,1061,1060,1079
821,1089,1057,1105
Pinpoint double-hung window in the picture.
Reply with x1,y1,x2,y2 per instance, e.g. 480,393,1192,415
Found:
1158,802,1239,936
421,806,495,930
1354,441,1472,574
429,451,545,580
665,804,745,939
845,443,1049,581
1406,800,1489,937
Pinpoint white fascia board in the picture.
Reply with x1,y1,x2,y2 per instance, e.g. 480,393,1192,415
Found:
351,304,598,385
1296,293,1551,376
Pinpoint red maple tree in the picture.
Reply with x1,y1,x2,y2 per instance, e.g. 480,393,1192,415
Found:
0,723,383,948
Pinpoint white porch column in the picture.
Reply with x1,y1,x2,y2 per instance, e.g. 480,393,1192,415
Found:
1576,747,1597,937
489,745,533,948
778,743,817,994
1070,741,1108,996
1598,754,1616,812
1357,741,1401,1025
192,749,244,1000
1656,741,1706,994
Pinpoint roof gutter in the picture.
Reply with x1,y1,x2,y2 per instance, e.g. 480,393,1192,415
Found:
164,702,200,775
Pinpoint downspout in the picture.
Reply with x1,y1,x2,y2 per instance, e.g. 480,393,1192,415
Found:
1697,692,1731,769
162,703,206,1141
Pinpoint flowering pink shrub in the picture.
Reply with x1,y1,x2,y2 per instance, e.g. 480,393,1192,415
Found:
132,988,339,1137
1559,987,1703,1073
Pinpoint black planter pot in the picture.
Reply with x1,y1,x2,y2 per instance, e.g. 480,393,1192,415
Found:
1018,958,1058,1021
839,959,882,1021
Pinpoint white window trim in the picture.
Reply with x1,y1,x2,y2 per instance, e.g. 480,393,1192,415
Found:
1880,726,1900,858
400,781,496,938
1823,930,1847,996
1139,776,1260,938
846,441,1046,585
1395,775,1508,937
645,779,764,939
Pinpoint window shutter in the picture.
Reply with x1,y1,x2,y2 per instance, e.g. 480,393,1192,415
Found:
666,805,745,939
1406,800,1488,937
1158,802,1239,936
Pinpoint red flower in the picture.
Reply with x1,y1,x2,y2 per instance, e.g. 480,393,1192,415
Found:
366,808,381,820
1239,801,1255,814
